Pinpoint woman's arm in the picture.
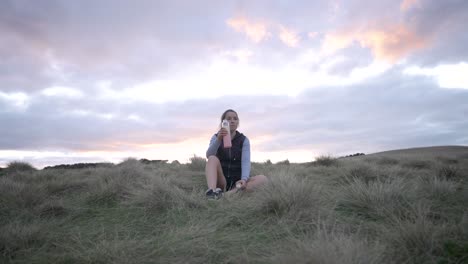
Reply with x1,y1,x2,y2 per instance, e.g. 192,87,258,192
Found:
241,137,251,181
206,134,221,158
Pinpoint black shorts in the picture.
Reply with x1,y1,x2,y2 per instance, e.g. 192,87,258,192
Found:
225,175,241,191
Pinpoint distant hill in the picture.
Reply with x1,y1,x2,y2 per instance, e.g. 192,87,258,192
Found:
364,145,468,159
43,162,115,170
42,159,168,170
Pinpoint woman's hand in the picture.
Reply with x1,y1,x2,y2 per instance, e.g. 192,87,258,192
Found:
236,180,247,190
217,127,228,141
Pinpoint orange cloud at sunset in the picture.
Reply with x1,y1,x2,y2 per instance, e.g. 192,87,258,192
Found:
226,16,270,43
322,24,428,63
321,32,355,55
278,25,300,47
359,25,427,62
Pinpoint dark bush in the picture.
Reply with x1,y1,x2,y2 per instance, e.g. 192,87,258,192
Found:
139,159,168,165
43,162,114,170
6,161,36,173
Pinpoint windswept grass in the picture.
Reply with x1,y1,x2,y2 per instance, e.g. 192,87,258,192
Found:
313,155,339,167
1,147,467,263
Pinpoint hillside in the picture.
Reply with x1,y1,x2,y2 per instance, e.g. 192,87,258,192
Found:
365,145,468,159
1,147,467,263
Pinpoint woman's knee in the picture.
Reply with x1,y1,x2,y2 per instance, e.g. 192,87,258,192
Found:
246,174,267,190
207,155,220,163
206,155,220,167
253,174,267,183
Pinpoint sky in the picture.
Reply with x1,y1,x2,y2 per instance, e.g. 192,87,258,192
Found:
1,0,468,168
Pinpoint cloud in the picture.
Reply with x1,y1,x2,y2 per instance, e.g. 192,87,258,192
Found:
0,0,237,92
226,16,271,43
403,62,468,89
226,15,303,48
322,24,428,62
1,0,468,168
253,71,468,154
402,0,468,65
308,32,318,39
400,0,421,12
278,25,300,47
0,91,30,111
2,69,467,166
317,0,468,65
41,86,84,98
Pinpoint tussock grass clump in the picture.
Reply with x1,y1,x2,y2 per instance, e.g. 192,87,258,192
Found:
54,233,158,264
126,174,205,212
45,178,88,197
413,176,466,223
271,227,386,264
436,156,459,165
251,162,280,179
416,176,458,199
313,155,339,167
436,164,459,180
343,163,377,184
0,220,48,259
382,211,454,264
84,160,150,206
0,177,47,211
440,240,468,264
249,168,331,225
188,155,206,171
36,199,68,218
336,178,412,221
5,161,36,173
376,157,400,166
402,159,432,170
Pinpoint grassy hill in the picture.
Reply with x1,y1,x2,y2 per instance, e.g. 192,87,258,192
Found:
365,145,468,159
1,146,467,263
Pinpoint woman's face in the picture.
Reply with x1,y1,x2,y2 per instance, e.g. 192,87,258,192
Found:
224,111,239,131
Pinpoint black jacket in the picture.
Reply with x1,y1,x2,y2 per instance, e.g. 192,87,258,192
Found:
215,131,246,181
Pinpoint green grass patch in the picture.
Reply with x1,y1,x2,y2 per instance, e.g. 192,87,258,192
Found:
1,149,467,263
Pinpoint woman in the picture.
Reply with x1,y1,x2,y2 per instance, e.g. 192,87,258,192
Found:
205,109,267,199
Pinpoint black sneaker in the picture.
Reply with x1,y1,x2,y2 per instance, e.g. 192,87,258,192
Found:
214,188,223,199
205,189,217,200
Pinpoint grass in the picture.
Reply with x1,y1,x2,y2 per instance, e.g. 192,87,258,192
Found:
0,147,467,263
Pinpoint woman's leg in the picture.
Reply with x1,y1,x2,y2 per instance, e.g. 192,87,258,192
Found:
224,175,268,197
205,156,226,191
245,175,267,191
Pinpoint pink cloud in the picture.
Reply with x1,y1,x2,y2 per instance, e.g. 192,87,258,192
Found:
321,32,355,55
359,25,427,62
308,32,318,39
278,25,300,47
226,16,303,48
322,24,428,63
226,16,271,43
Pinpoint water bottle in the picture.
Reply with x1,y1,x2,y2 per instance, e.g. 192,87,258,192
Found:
221,119,232,148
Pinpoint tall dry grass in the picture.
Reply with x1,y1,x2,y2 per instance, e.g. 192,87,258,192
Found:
0,149,467,263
